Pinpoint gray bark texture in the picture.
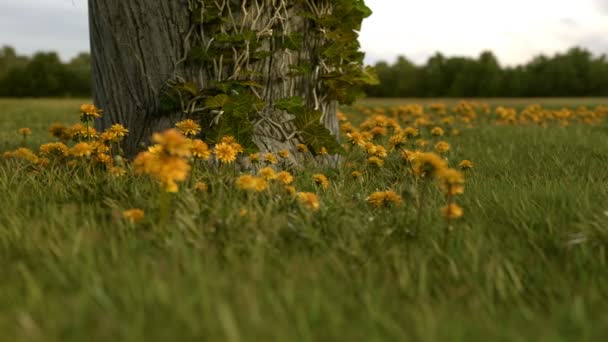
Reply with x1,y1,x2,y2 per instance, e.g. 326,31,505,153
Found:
88,0,339,160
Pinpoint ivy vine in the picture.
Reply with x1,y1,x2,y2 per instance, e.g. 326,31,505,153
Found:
159,0,378,155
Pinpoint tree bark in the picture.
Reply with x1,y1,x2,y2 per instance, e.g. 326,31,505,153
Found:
89,0,339,160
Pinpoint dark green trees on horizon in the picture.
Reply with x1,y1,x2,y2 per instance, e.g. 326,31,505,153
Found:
3,45,608,98
366,47,608,98
0,46,91,97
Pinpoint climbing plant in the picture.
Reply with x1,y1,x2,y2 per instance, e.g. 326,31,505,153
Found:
159,0,377,155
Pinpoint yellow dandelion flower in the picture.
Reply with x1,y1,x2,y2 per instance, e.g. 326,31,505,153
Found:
249,153,260,163
123,209,145,224
39,142,68,157
91,141,111,155
437,168,465,196
49,123,69,140
412,152,448,178
264,152,278,164
276,171,294,185
259,167,278,180
389,134,407,149
236,175,268,192
403,127,419,138
67,123,98,141
214,142,237,163
157,157,191,193
190,139,211,160
278,149,289,158
100,131,118,143
95,153,113,166
70,142,93,158
319,147,328,155
220,136,237,144
152,129,192,158
297,192,320,211
367,191,403,207
109,124,129,138
284,185,297,196
431,127,445,137
296,144,309,153
459,160,474,170
108,166,126,177
3,148,38,163
19,128,32,136
441,203,464,220
80,104,103,121
351,171,363,179
401,149,420,163
434,141,450,154
175,119,201,137
367,156,384,168
312,174,329,189
347,132,367,146
194,181,208,192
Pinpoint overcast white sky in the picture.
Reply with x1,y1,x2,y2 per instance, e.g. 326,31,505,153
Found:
1,0,608,66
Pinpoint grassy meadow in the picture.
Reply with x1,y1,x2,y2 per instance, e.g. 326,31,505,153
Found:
1,98,608,341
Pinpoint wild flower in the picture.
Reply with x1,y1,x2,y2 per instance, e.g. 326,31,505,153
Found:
434,141,450,154
194,181,208,192
190,139,211,160
3,148,38,163
312,174,329,189
297,192,320,211
258,167,277,180
249,153,260,163
80,104,103,122
264,152,278,164
214,142,237,163
235,175,268,192
459,160,474,170
431,126,445,137
123,209,145,224
70,142,93,158
437,168,465,196
367,190,403,207
19,128,32,137
351,171,363,179
175,119,201,137
278,149,289,158
412,152,447,178
133,129,192,193
284,186,297,196
49,123,69,140
39,142,68,158
296,144,309,153
276,171,294,185
441,203,464,220
367,156,384,168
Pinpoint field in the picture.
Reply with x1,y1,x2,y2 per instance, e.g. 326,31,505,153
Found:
1,98,608,341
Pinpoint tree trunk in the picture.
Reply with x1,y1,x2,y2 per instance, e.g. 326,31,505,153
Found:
89,0,339,160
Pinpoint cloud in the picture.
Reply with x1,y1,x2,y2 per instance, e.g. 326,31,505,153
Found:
596,0,608,13
0,0,89,60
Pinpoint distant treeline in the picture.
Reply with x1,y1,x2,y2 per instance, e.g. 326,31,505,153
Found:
0,46,91,97
3,45,608,98
366,47,608,98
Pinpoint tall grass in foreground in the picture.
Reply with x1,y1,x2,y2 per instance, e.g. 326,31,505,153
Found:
0,99,608,341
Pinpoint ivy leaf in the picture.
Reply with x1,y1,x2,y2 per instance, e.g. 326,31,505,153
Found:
294,109,343,155
274,96,305,113
205,94,230,109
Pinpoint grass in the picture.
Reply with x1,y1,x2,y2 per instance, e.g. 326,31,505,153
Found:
359,97,608,108
1,98,608,341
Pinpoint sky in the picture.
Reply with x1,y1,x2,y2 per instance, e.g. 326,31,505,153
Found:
1,0,608,66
